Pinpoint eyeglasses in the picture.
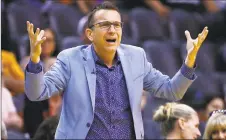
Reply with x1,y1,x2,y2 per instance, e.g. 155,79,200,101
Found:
89,21,123,30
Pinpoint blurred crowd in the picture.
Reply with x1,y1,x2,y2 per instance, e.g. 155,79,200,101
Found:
1,0,226,139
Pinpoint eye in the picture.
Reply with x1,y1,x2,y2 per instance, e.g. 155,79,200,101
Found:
223,129,226,133
212,130,218,135
113,22,121,28
99,22,111,28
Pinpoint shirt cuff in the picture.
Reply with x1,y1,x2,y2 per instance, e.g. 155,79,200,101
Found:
27,60,42,73
180,62,197,80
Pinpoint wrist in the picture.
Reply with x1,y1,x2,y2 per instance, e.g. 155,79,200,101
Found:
185,56,196,68
30,54,40,63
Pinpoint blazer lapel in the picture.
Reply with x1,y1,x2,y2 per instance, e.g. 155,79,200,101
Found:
82,45,96,113
117,47,135,111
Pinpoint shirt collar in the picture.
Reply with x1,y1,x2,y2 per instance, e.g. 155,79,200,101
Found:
91,44,120,65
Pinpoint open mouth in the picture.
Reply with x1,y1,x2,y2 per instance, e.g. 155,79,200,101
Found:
106,39,116,43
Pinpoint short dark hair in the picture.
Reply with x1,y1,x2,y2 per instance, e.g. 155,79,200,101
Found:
87,1,120,28
33,116,59,140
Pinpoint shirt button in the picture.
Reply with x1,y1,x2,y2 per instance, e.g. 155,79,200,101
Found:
86,123,91,127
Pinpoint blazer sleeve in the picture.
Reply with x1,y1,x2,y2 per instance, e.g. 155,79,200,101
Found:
25,51,71,101
142,49,196,101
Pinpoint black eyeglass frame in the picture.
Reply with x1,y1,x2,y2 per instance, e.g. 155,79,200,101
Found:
89,21,124,30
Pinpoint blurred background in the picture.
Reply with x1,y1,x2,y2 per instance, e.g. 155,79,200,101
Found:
1,0,226,139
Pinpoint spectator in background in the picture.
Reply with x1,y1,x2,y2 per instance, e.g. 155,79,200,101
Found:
60,0,117,15
20,28,56,71
118,0,220,16
60,0,103,14
1,50,26,138
180,90,225,136
203,96,225,121
2,87,23,131
147,0,226,42
146,0,220,18
33,116,59,140
199,94,225,135
118,0,226,43
20,27,61,138
203,112,226,139
2,50,25,95
2,70,24,139
2,50,24,80
153,102,201,139
75,0,102,14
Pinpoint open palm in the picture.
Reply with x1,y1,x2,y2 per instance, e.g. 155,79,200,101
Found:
27,21,46,63
185,27,209,58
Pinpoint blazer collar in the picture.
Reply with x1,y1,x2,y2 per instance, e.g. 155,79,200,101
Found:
82,44,127,61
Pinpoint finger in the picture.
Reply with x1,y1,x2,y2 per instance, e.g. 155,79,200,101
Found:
37,30,45,41
36,37,46,46
202,29,209,41
197,33,202,46
185,30,192,40
200,27,208,40
34,28,40,39
198,29,209,47
27,21,33,37
26,21,30,32
200,26,208,35
30,23,34,36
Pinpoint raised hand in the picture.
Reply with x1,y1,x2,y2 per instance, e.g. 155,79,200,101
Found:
27,21,46,63
185,26,209,68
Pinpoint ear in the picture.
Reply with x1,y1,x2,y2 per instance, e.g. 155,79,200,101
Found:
85,28,93,42
178,118,186,130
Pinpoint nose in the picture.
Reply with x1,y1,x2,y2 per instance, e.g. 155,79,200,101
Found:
108,25,116,33
196,129,201,137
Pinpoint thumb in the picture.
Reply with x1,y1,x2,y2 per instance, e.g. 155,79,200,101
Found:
185,30,192,40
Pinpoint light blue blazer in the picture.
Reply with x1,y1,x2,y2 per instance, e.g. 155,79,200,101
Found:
25,44,195,139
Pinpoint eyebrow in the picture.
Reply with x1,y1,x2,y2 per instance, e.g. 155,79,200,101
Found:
94,20,121,23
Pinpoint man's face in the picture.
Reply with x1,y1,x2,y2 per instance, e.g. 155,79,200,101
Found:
182,114,201,139
88,9,122,53
206,98,224,117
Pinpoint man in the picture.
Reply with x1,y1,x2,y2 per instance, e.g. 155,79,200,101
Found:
25,2,208,139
